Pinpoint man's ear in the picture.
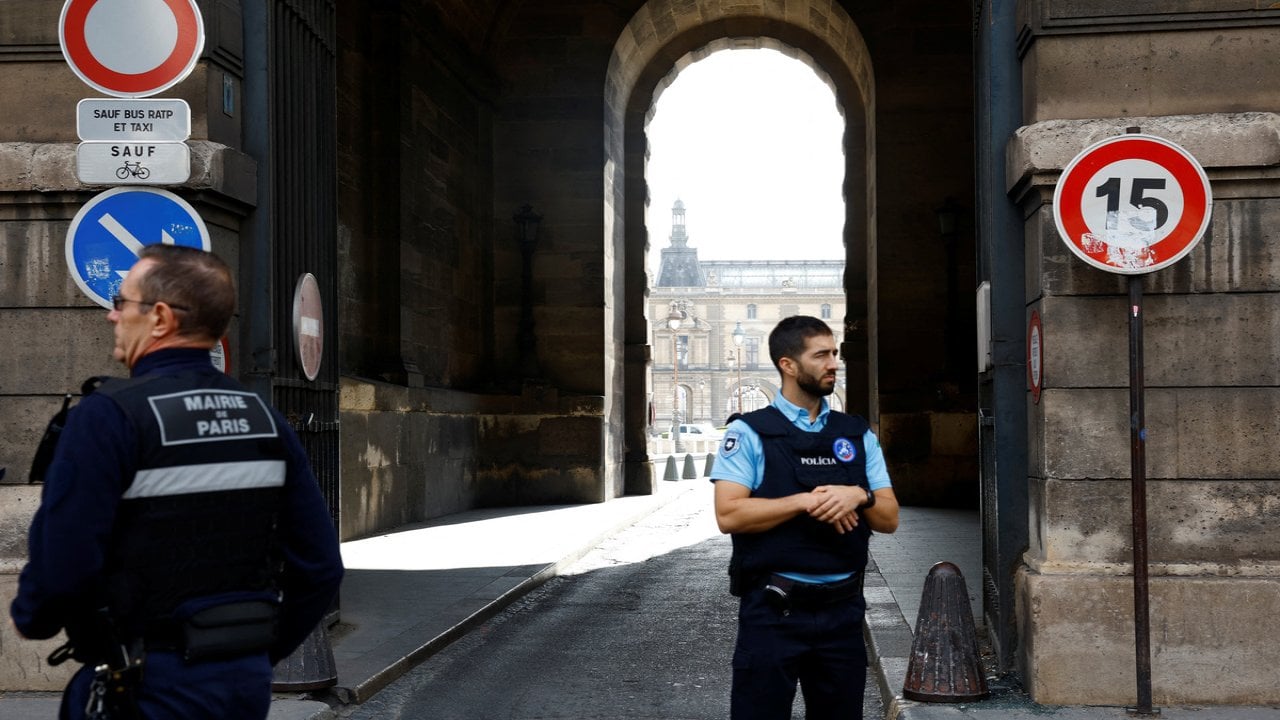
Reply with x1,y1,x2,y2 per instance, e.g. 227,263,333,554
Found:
778,355,797,378
150,302,183,337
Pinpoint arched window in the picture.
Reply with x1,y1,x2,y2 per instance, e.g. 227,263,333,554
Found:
821,304,832,319
747,304,757,319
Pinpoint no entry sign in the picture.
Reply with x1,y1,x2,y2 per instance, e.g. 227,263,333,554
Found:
292,273,325,382
1053,133,1211,275
59,0,205,98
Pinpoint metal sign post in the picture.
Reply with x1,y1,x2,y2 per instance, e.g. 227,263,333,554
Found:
1053,127,1212,716
1126,274,1154,715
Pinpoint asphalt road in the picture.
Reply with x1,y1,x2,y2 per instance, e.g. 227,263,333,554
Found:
338,483,882,719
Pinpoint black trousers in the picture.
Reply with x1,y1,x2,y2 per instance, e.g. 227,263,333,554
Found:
731,586,867,720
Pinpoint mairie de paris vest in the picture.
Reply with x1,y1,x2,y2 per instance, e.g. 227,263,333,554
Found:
95,370,288,634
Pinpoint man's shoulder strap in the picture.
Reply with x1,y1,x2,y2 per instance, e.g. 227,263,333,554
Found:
92,372,168,400
824,409,869,437
27,375,112,484
731,406,791,437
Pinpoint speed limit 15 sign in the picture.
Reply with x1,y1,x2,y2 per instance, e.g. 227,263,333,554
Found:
1053,133,1211,275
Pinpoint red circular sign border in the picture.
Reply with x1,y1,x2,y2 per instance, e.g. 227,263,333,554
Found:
1027,310,1043,404
1054,134,1210,275
59,0,203,97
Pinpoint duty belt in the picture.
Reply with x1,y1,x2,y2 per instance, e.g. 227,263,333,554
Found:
759,571,864,615
141,600,279,661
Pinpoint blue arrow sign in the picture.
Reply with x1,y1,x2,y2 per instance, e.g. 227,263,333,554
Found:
65,187,210,308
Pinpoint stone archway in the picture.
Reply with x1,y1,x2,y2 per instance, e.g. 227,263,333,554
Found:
602,1,876,493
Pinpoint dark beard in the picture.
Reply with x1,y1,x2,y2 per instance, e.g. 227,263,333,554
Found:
797,373,834,397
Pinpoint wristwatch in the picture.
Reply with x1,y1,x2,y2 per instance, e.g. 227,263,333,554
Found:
862,487,876,509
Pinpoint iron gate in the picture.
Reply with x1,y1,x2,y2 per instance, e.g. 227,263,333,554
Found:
247,0,340,526
978,407,1005,666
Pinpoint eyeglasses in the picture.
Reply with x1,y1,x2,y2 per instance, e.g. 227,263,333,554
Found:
111,295,190,312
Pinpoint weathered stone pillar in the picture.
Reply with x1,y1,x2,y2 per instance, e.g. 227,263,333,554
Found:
1009,113,1280,705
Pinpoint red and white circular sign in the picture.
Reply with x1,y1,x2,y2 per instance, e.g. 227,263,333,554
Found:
1053,133,1211,275
1028,310,1043,404
59,0,205,98
292,273,324,382
209,336,230,375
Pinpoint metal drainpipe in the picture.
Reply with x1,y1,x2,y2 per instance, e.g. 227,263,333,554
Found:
240,1,274,403
975,0,1028,673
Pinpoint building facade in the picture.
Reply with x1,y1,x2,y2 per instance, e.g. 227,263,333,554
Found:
0,0,1276,705
649,201,849,434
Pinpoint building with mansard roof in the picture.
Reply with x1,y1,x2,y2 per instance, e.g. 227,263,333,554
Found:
649,201,847,433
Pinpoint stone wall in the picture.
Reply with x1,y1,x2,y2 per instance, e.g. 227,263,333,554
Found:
335,2,497,388
851,2,978,420
879,411,979,508
338,377,613,542
0,485,74,691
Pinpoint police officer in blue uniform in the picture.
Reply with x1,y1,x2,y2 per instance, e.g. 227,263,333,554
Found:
713,315,900,720
11,245,344,719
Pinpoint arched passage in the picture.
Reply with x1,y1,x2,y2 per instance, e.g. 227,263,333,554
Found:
603,2,876,492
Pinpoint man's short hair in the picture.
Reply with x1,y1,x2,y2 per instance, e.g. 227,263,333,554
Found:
136,244,236,341
768,315,834,370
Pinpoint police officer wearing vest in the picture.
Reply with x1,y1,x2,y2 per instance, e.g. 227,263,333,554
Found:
11,245,344,719
712,315,899,720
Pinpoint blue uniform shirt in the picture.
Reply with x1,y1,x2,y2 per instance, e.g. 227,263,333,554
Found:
712,393,891,584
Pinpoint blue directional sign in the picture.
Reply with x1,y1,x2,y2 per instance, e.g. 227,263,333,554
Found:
65,187,210,309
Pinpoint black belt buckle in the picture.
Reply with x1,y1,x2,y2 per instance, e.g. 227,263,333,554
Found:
763,575,795,616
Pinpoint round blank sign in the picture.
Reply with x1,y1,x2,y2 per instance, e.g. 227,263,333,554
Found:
292,273,324,382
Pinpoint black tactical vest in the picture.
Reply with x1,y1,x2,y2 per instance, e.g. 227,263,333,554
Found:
730,405,872,579
95,370,288,634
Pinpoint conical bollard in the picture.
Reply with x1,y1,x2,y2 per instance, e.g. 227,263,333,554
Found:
272,621,337,691
681,453,698,479
902,561,989,703
703,452,716,477
663,454,678,481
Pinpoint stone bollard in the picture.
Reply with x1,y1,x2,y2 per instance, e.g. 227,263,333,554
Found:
681,453,698,479
902,561,989,703
663,454,678,481
703,452,716,477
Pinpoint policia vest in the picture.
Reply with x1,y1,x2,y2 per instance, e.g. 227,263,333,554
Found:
95,370,287,639
729,406,873,590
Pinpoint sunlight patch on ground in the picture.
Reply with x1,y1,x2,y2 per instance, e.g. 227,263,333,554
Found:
563,482,724,574
340,485,706,572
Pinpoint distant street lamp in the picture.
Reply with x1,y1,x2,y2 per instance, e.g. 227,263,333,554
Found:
667,304,685,453
731,321,745,414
